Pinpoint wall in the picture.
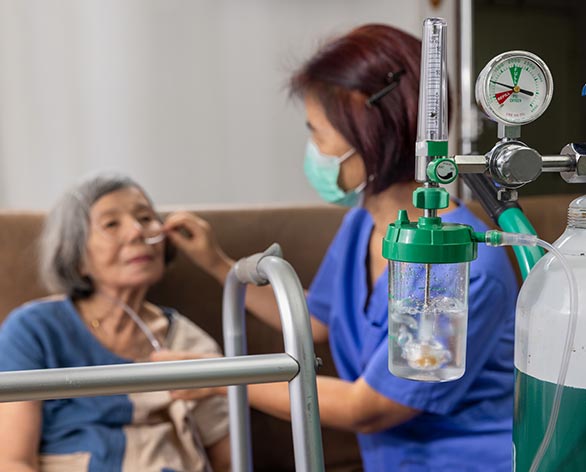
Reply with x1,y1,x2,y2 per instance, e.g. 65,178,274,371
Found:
473,0,586,196
0,0,456,209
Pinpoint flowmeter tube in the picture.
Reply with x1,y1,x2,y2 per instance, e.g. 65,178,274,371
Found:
416,18,449,182
417,18,448,143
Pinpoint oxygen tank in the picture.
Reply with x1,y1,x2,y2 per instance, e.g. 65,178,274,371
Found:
514,195,586,471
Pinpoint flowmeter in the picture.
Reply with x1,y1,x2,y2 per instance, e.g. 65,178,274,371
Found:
384,18,482,382
386,15,586,472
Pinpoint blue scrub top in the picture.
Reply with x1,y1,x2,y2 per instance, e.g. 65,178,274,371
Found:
307,203,518,471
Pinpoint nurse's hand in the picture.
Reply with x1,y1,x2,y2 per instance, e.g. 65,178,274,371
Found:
150,350,228,400
164,212,234,282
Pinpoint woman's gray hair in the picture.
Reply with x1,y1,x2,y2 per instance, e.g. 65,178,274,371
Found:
39,173,156,298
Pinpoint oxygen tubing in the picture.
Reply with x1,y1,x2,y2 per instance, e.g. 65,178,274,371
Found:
497,208,544,280
98,292,163,352
461,174,544,280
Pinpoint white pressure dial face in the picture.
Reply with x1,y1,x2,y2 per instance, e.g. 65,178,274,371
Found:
475,51,553,126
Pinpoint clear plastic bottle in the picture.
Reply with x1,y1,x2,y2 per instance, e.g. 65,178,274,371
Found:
388,260,469,382
514,195,586,471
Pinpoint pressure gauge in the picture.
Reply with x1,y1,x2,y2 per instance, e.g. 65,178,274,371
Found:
475,51,553,126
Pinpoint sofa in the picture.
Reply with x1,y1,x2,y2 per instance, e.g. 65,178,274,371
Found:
0,193,580,471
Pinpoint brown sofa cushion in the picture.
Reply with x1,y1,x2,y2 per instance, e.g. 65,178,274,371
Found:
0,195,579,471
0,205,362,472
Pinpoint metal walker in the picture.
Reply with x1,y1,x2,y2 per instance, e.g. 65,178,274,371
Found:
0,244,325,472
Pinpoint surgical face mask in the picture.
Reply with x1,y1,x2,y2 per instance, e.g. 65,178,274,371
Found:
304,140,366,207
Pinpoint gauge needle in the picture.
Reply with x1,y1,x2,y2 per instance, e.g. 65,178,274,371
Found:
490,80,534,97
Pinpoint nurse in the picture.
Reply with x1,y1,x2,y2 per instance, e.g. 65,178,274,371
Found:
159,24,518,471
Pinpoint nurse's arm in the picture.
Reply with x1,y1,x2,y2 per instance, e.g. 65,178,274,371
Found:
210,276,329,343
158,352,420,432
203,261,329,343
0,400,41,471
247,375,420,434
164,212,329,343
226,284,329,343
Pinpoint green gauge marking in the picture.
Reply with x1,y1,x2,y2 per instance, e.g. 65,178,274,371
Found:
510,65,522,86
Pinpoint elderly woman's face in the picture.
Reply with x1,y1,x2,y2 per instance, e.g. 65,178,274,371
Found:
81,186,165,293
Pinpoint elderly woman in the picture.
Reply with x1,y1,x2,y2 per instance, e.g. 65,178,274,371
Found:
0,174,230,472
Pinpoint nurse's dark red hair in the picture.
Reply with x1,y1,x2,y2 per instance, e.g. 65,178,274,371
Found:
290,24,422,194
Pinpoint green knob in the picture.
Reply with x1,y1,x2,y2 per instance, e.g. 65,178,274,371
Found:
427,158,459,184
413,187,450,210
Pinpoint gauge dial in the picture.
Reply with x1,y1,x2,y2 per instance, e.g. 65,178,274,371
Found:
475,51,553,126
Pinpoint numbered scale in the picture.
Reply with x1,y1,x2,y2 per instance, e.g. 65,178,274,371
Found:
475,51,554,127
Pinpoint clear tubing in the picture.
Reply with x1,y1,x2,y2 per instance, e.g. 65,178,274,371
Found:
416,18,448,144
497,208,543,280
144,233,165,245
95,220,166,246
97,292,162,352
529,239,577,472
420,264,433,342
95,292,212,466
486,232,578,472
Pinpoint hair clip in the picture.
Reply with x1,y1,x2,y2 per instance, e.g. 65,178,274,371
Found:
366,69,406,108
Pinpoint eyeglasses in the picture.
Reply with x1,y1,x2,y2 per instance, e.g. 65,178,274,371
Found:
93,214,165,245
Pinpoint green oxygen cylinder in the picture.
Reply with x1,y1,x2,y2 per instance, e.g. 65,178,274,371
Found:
514,195,586,471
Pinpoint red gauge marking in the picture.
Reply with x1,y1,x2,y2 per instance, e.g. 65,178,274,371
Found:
495,90,513,105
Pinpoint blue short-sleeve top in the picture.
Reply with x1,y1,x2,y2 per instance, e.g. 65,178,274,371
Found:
307,203,518,472
0,298,228,472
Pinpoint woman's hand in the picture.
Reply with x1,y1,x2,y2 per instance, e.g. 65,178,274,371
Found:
163,212,234,281
150,350,228,400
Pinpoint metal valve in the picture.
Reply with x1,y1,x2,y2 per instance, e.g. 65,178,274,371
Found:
560,143,586,184
487,140,542,188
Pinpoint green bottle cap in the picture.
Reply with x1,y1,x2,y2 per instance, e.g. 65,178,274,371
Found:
382,211,478,264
